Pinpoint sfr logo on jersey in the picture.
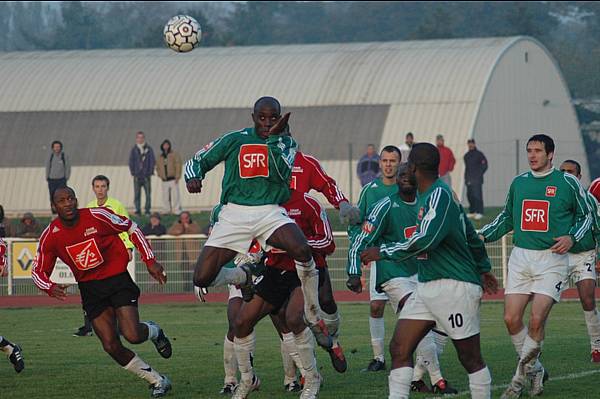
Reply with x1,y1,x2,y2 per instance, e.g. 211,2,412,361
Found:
404,226,417,239
239,144,269,178
521,200,550,232
65,238,104,271
546,186,557,197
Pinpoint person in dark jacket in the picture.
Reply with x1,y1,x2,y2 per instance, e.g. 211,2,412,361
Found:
46,140,71,214
128,131,155,216
142,213,167,237
357,144,380,186
463,139,488,220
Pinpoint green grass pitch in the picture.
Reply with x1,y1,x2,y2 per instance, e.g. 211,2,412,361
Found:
1,301,599,398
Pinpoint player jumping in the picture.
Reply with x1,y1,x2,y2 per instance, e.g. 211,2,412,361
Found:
361,143,498,399
32,187,172,398
185,97,331,347
479,135,592,398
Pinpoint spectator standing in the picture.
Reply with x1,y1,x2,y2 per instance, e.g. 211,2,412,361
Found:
399,132,414,163
46,140,71,213
357,144,380,187
128,131,155,216
156,140,183,215
15,213,42,238
436,134,456,188
463,139,488,220
142,213,167,237
0,205,9,238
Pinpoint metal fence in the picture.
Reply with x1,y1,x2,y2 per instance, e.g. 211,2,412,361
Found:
0,233,516,297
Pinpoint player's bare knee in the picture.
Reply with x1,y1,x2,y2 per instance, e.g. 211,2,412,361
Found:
193,268,212,287
233,315,253,338
122,328,145,345
370,302,385,318
581,296,596,311
503,313,522,332
101,339,123,356
286,311,305,334
290,243,312,263
528,315,546,337
389,339,411,363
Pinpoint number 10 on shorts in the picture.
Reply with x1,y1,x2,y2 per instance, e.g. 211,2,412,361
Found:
448,313,464,329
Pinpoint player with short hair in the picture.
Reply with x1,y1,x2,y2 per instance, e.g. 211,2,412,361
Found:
559,160,600,361
73,174,136,337
479,135,592,398
0,237,25,373
347,163,456,395
231,189,336,399
361,143,498,399
32,187,172,398
185,97,331,347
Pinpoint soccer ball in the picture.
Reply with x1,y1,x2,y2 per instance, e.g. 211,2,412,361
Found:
163,15,201,53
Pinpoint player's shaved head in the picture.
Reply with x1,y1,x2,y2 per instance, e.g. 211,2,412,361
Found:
253,96,281,114
51,186,76,203
408,143,439,177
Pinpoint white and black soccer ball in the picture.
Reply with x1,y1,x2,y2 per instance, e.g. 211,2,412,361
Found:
163,15,201,53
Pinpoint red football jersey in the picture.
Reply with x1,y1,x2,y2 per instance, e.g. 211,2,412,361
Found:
265,191,335,271
32,208,155,294
0,237,6,269
291,151,348,209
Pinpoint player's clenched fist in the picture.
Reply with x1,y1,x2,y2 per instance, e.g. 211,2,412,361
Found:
481,272,499,295
360,247,382,264
148,261,167,285
49,284,69,301
346,275,362,293
186,178,203,194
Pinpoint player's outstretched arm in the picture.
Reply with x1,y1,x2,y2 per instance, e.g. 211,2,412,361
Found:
184,132,237,192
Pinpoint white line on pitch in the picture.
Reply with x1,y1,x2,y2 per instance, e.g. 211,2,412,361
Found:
425,369,600,398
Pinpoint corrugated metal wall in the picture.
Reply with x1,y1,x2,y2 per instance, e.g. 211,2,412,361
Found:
0,36,585,213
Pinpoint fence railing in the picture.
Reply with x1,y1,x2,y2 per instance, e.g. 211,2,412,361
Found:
1,233,522,298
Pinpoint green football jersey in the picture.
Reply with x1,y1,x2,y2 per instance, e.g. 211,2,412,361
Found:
480,168,591,250
347,177,399,284
184,127,297,206
570,191,600,254
379,179,491,286
347,193,419,292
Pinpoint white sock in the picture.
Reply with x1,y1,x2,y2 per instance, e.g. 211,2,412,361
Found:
433,331,448,357
142,322,159,341
519,335,542,375
234,331,256,383
0,336,14,356
412,361,426,382
468,366,492,399
510,327,528,357
223,336,238,385
281,333,298,385
123,354,162,385
320,310,340,337
415,331,442,386
369,316,385,362
388,367,413,399
212,266,247,287
293,327,317,375
294,259,321,324
584,310,600,350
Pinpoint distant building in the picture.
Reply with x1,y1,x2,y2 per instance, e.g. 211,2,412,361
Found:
0,36,585,212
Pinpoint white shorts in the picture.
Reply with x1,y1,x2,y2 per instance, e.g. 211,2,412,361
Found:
568,250,597,283
205,203,294,254
506,247,569,302
228,284,242,300
399,279,482,340
381,275,417,314
369,262,389,302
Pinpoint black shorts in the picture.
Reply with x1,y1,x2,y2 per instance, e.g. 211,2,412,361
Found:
255,267,301,313
78,272,141,320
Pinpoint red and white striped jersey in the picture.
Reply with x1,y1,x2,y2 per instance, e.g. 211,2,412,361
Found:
291,151,348,209
265,191,335,271
32,208,155,294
